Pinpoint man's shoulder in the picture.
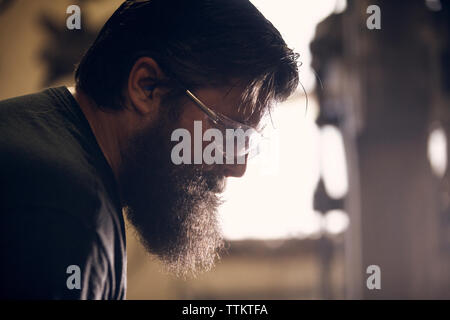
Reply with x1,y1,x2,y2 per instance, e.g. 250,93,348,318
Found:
0,88,60,128
0,89,126,299
0,89,108,226
0,143,104,226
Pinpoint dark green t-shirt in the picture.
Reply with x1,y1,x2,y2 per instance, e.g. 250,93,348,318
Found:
0,87,126,299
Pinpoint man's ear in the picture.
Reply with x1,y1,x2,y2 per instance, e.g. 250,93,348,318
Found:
127,56,166,115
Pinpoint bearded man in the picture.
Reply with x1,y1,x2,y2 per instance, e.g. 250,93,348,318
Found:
0,0,298,299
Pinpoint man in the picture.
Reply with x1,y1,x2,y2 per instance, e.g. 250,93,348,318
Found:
0,0,298,299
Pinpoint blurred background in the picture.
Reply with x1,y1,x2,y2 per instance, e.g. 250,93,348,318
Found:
0,0,449,299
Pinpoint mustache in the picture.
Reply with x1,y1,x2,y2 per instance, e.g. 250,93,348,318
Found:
198,170,227,194
210,176,227,194
172,164,227,194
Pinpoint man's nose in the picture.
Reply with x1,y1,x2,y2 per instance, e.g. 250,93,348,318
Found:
222,156,248,178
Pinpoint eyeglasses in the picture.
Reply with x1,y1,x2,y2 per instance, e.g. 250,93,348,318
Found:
185,89,266,161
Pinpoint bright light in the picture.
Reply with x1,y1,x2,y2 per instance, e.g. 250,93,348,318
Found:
425,0,442,11
324,210,349,235
320,125,348,199
218,97,321,240
334,0,347,14
298,211,323,238
428,126,448,178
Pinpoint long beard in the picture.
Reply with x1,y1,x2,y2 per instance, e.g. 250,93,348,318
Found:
118,115,225,277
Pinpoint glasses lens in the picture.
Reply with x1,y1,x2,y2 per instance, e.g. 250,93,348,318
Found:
212,127,262,160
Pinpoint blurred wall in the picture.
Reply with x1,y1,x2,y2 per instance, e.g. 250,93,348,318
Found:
311,0,450,299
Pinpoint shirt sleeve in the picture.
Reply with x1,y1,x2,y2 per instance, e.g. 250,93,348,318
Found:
0,205,110,300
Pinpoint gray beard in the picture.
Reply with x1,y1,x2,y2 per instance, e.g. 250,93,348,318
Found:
119,115,225,277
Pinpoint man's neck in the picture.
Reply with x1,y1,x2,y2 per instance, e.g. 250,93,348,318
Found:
68,86,123,181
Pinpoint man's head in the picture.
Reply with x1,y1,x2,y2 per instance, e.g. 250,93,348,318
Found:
75,0,299,277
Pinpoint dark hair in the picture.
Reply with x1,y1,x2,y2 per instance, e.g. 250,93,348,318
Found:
75,0,299,115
